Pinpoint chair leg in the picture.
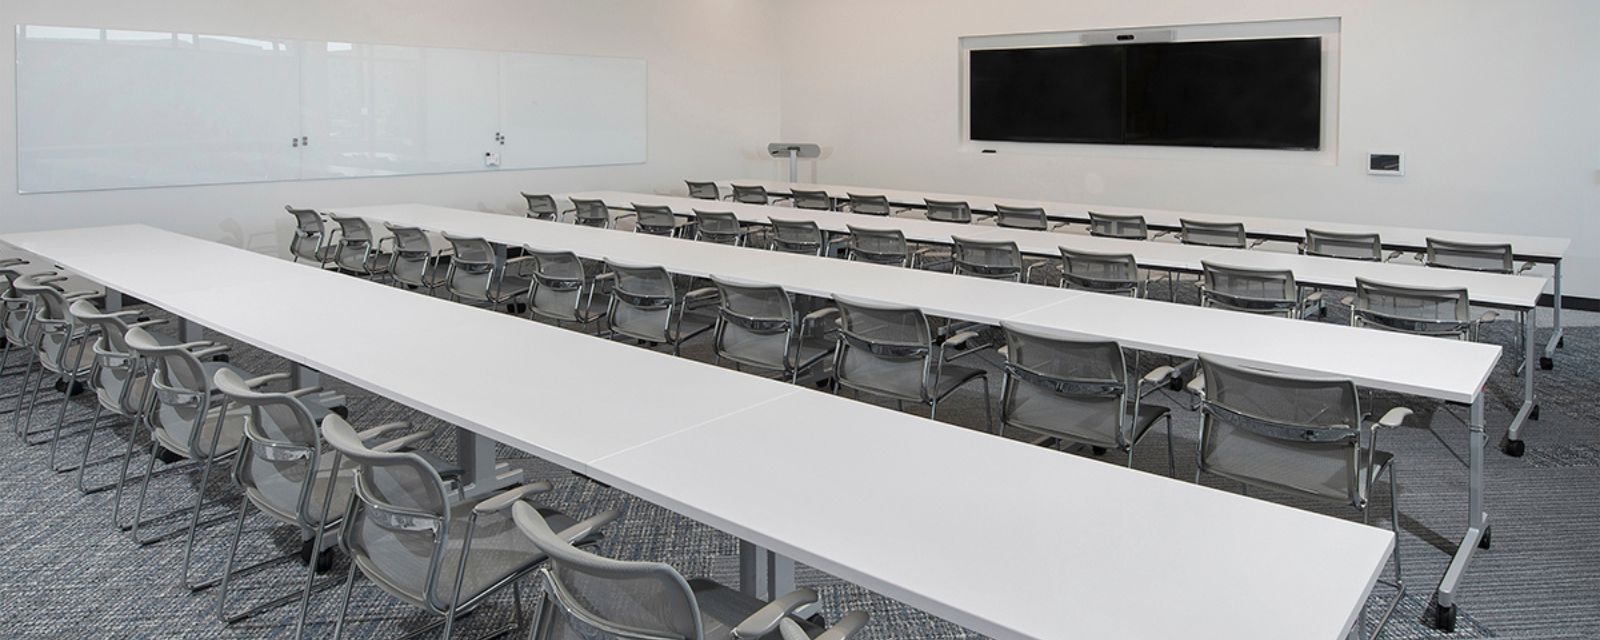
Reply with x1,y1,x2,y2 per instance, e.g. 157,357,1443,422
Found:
75,403,109,493
127,440,162,539
110,417,149,529
214,494,253,620
181,455,223,589
1165,414,1176,477
981,379,994,434
331,553,360,640
10,357,37,435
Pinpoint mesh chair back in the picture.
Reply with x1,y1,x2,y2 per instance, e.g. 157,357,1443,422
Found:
15,276,89,375
1086,212,1150,240
70,299,147,416
994,205,1049,231
1424,238,1514,273
443,233,498,302
711,277,796,371
328,215,379,272
846,194,892,216
1179,219,1248,248
1,263,34,345
952,237,1024,281
731,185,770,205
1351,278,1472,338
322,414,455,612
286,207,329,262
791,189,833,211
1198,355,1365,505
1060,248,1141,296
692,210,743,245
1200,262,1300,316
924,199,974,224
384,224,435,287
125,326,214,456
1303,229,1382,261
571,199,612,228
523,193,560,220
214,368,329,528
527,248,594,323
633,204,679,236
1001,325,1128,448
685,181,721,201
606,262,676,343
834,296,932,401
844,225,910,267
513,502,701,640
768,218,825,256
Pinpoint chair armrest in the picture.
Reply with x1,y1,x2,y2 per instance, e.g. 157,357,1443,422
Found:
554,508,622,543
802,307,840,323
285,386,325,398
190,345,232,359
1248,237,1269,248
1373,407,1413,429
945,330,983,349
1139,365,1178,388
1339,295,1356,307
103,309,143,319
1517,261,1536,274
1384,250,1405,262
473,481,554,515
34,274,68,284
505,255,535,265
1049,220,1070,230
372,431,437,453
1186,372,1206,396
1304,291,1324,303
243,372,292,388
0,258,28,268
732,588,821,639
356,421,414,442
127,318,169,330
65,290,105,301
594,272,617,281
812,611,871,640
1151,230,1174,240
685,287,719,301
1477,310,1499,324
613,212,638,221
174,340,216,350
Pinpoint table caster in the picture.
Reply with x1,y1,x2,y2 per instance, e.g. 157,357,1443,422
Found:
1539,356,1553,370
300,540,337,573
1531,404,1541,421
1430,602,1457,633
331,405,350,419
1503,438,1525,457
1090,446,1107,456
1478,525,1492,550
1557,336,1565,348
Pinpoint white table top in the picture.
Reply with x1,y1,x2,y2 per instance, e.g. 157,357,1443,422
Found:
719,179,1572,260
338,203,1497,404
593,392,1395,640
578,191,1548,309
1,224,1396,640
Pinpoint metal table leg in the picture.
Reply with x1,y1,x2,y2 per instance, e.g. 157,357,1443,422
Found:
1430,395,1489,632
455,429,523,501
290,362,320,388
1504,308,1538,456
104,290,123,312
177,318,203,342
1541,259,1562,369
740,541,811,613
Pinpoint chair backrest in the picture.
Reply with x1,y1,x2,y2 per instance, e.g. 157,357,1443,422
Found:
711,276,797,372
384,223,435,287
790,189,833,211
215,368,328,529
605,261,677,343
924,199,973,224
525,247,594,323
1000,324,1130,448
14,274,84,367
844,225,910,266
70,299,145,416
125,326,214,456
685,181,721,201
845,194,892,216
1303,229,1382,261
442,233,500,302
767,218,825,256
1198,354,1366,506
833,295,934,401
993,205,1049,231
951,237,1024,281
632,204,679,236
327,214,378,272
1087,212,1150,240
1059,248,1141,297
731,184,770,205
571,198,612,228
286,206,329,261
512,501,702,640
1424,238,1514,273
692,210,743,245
0,261,34,344
322,414,456,613
1179,219,1248,248
523,193,561,220
1350,278,1472,338
1200,261,1300,316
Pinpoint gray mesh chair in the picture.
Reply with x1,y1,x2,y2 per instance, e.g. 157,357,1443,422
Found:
1421,238,1534,274
1087,212,1151,240
831,295,992,426
287,207,339,267
11,273,99,449
924,199,976,224
950,237,1045,283
522,193,571,221
686,181,724,201
843,194,903,217
790,189,834,211
443,233,532,311
603,261,719,356
1343,278,1496,341
1301,229,1387,261
525,247,613,329
572,198,633,229
634,204,693,238
327,215,394,280
993,205,1066,231
385,223,450,295
844,225,930,268
767,218,828,256
732,184,781,206
1,262,43,434
1199,261,1318,318
710,276,838,383
1178,219,1256,249
67,299,171,494
318,414,614,639
997,324,1175,473
693,210,755,247
1195,354,1409,638
512,501,870,640
1059,248,1145,298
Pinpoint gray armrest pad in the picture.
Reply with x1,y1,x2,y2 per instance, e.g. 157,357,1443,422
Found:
1375,407,1413,429
554,508,622,543
733,588,820,639
356,421,415,443
473,481,554,515
814,611,872,640
372,431,435,453
1478,310,1499,323
685,287,719,300
1140,365,1177,386
243,372,292,388
802,307,840,322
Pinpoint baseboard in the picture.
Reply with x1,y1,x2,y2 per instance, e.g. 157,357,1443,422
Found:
1541,294,1599,312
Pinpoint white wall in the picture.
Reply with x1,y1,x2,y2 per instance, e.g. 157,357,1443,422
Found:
0,0,781,255
769,0,1600,298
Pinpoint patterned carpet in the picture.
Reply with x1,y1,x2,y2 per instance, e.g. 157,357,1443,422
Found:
0,275,1594,639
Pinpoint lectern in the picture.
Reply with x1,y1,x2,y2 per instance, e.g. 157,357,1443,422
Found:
767,142,820,182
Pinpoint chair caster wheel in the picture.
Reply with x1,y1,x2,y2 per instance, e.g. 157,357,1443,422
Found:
1539,356,1553,370
1090,446,1107,456
154,446,184,465
331,405,350,419
1503,439,1525,457
1557,337,1564,348
1478,526,1492,550
1530,405,1541,421
300,540,336,573
1428,600,1457,633
54,378,86,396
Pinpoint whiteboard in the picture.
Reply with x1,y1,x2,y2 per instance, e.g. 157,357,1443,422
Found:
15,25,648,193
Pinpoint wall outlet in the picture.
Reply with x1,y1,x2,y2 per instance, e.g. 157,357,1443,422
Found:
1368,152,1403,176
484,152,501,167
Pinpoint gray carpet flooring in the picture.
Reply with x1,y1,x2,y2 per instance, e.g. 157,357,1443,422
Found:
0,276,1594,639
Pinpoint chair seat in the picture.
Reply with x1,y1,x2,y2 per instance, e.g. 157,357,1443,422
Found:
690,578,825,640
786,336,836,371
929,364,986,401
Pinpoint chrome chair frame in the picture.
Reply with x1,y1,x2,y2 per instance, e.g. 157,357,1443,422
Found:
830,295,993,427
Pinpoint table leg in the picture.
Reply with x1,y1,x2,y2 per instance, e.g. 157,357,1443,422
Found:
1542,259,1562,368
1430,395,1489,632
1504,308,1537,456
177,318,203,342
104,290,124,312
290,362,320,388
739,541,806,608
455,429,523,501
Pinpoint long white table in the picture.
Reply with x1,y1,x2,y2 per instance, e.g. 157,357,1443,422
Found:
718,178,1572,365
1,224,1396,640
336,203,1501,630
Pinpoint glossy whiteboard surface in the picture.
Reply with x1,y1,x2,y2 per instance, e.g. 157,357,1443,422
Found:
15,25,647,193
